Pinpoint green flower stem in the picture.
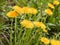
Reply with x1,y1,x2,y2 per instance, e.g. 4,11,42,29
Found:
18,26,23,45
35,39,39,45
44,16,48,23
35,32,43,45
10,30,12,45
25,29,32,38
19,29,26,45
28,28,42,45
29,28,42,45
27,28,36,45
10,19,13,45
20,28,32,45
14,18,17,45
24,29,32,45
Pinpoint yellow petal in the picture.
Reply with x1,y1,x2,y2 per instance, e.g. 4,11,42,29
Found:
6,11,18,18
21,20,34,28
48,3,54,9
53,0,59,5
13,6,24,14
45,9,53,15
40,37,50,44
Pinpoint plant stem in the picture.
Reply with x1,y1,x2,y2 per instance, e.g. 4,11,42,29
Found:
14,18,17,45
10,19,13,45
18,27,23,45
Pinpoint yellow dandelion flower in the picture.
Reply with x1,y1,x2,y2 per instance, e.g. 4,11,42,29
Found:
6,11,18,18
43,29,48,32
22,7,30,14
33,21,47,32
33,21,46,29
45,9,53,15
48,3,54,9
12,6,24,14
20,20,34,28
40,37,50,44
50,39,60,45
53,0,59,5
29,8,38,14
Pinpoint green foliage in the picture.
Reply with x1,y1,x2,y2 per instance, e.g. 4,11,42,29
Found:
0,0,60,45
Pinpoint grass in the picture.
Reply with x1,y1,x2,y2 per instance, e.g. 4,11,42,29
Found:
0,0,60,45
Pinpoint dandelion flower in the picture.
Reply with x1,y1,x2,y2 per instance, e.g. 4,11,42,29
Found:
29,8,38,14
6,11,18,18
22,7,30,14
50,39,60,45
20,20,34,28
33,21,46,29
13,6,24,14
40,37,50,44
43,29,48,32
45,9,53,15
53,0,59,5
48,3,54,9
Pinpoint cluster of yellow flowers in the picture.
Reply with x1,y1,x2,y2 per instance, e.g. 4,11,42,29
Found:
45,0,60,16
20,20,34,28
13,6,37,14
6,6,37,18
40,37,60,45
20,20,47,32
33,21,47,32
